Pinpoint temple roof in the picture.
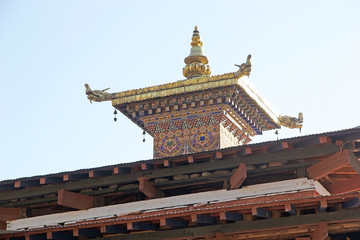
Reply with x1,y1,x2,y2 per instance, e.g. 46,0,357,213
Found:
85,27,303,133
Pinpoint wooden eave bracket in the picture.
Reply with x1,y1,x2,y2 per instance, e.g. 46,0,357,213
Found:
309,149,360,194
138,177,164,199
58,189,95,210
229,163,247,190
306,150,350,180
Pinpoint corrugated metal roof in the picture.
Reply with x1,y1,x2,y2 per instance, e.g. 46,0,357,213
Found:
1,126,359,184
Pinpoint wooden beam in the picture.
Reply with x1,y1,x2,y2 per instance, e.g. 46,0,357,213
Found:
74,228,101,238
267,142,289,153
318,199,328,211
113,167,131,174
252,207,272,218
311,221,328,240
0,183,15,191
284,203,297,215
215,232,226,240
100,225,127,234
57,189,95,210
29,233,46,240
229,163,247,190
141,163,154,171
0,144,341,204
187,156,194,164
89,170,113,178
237,147,252,157
219,211,243,221
163,159,172,168
307,150,349,180
341,197,360,209
326,175,360,194
160,218,188,228
138,177,164,199
191,214,217,224
0,207,23,221
63,173,88,181
127,222,158,231
40,176,63,185
0,221,6,230
47,231,75,240
14,180,39,188
349,151,360,174
293,136,331,148
215,151,223,160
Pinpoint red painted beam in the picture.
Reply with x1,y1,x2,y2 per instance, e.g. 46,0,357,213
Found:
57,189,95,210
326,175,360,194
138,177,164,199
307,150,349,180
0,207,22,221
229,163,247,190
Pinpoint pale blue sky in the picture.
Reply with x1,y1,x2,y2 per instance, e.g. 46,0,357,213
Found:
1,1,359,181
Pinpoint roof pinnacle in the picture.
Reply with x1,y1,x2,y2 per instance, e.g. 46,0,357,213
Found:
183,26,211,79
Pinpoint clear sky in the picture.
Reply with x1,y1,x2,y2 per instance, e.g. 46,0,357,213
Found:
1,1,359,181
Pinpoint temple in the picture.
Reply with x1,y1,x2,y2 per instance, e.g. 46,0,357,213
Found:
1,27,360,240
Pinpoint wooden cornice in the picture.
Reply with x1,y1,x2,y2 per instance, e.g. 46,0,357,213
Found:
0,143,342,207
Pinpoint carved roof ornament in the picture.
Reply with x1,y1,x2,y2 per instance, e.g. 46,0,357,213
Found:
183,26,211,79
84,83,113,103
278,112,304,132
234,54,252,78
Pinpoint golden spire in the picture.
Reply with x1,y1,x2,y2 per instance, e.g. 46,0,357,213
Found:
183,26,211,78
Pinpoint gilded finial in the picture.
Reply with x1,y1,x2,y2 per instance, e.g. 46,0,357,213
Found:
191,26,202,47
183,26,211,78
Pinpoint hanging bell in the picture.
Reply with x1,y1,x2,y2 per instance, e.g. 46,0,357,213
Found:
113,109,118,122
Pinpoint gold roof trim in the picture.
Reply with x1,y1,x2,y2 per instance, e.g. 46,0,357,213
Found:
112,72,236,105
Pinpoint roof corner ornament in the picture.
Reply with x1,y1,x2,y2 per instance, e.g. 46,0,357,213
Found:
234,54,252,78
85,83,113,104
278,112,304,132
